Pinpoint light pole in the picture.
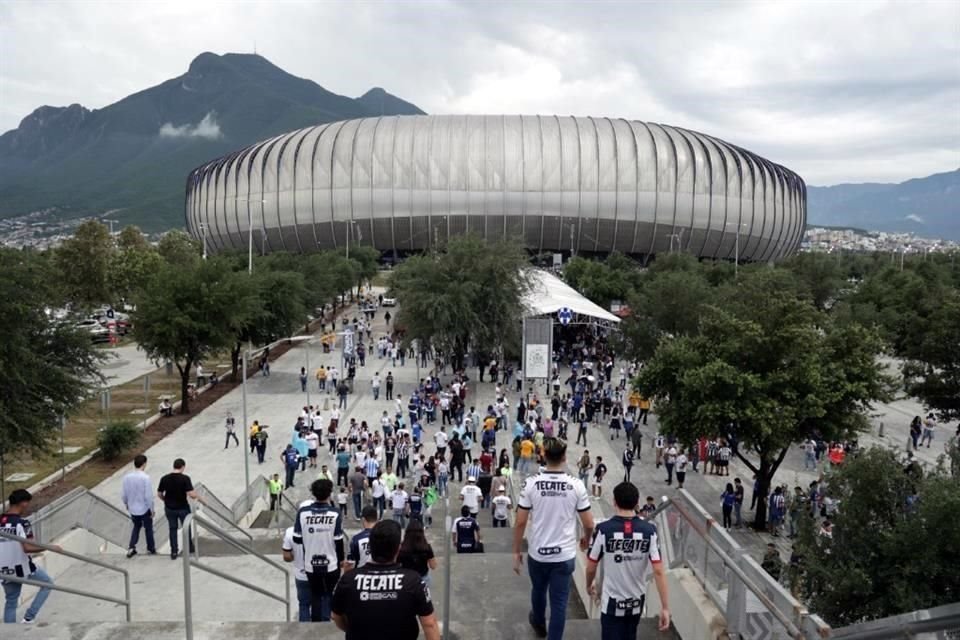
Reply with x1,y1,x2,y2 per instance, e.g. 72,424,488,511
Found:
198,223,207,260
725,222,748,278
103,218,120,236
666,230,684,254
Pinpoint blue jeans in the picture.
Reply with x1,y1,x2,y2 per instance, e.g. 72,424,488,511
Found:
3,566,53,623
437,474,448,497
601,612,642,640
352,493,363,519
165,507,194,555
527,556,575,640
129,511,156,552
295,578,311,622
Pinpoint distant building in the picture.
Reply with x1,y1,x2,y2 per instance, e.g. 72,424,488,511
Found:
185,115,806,261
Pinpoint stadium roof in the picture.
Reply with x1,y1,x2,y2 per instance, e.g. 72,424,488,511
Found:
523,269,621,324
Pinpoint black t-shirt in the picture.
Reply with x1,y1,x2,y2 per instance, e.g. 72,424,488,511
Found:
332,563,434,640
398,545,435,576
158,472,193,510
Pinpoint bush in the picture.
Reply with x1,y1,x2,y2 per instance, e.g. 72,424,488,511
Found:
97,421,140,461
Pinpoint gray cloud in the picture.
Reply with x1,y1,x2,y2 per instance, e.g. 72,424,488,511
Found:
158,112,222,140
0,0,957,185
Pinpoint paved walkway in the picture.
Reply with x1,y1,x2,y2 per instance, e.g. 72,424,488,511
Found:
97,343,158,388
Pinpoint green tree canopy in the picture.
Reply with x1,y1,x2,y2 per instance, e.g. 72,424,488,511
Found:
54,219,114,307
902,291,960,420
563,252,640,309
635,268,891,528
0,249,106,461
390,235,530,370
794,446,960,625
133,258,256,413
157,229,202,267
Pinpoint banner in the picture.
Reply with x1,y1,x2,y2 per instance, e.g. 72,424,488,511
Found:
522,318,553,380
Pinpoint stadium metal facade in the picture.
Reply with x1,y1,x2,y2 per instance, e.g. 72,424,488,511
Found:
185,115,806,261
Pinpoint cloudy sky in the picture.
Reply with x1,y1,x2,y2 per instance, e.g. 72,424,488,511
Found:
1,0,957,185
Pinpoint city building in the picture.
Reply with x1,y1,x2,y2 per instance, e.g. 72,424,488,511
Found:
184,115,806,261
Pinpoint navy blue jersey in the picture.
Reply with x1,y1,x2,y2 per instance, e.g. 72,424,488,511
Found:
348,528,372,569
453,516,479,550
587,516,662,617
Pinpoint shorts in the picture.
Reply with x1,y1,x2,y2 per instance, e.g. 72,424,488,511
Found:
308,449,318,458
718,460,728,467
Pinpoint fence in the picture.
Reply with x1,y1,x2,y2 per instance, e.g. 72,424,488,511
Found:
653,490,831,640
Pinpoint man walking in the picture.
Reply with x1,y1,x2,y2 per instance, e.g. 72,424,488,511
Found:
585,482,671,639
293,479,345,622
622,446,634,483
121,454,156,558
344,506,378,571
331,520,440,640
514,438,594,640
224,412,240,448
1,489,59,624
282,516,312,622
157,458,203,560
385,371,394,401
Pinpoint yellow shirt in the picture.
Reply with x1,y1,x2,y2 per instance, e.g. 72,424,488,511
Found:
316,368,327,380
520,440,535,458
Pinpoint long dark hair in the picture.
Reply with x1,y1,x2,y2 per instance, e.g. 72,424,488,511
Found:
400,518,432,555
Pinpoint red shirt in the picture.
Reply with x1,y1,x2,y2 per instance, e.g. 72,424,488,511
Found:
479,451,494,473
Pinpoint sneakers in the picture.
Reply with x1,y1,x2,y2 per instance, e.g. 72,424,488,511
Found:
21,617,34,624
126,548,138,559
528,612,547,638
170,551,179,560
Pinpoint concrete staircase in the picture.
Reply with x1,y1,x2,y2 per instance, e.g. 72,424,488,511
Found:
4,521,679,640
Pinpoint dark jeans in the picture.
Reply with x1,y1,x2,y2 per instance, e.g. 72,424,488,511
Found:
225,432,239,448
601,612,642,640
665,463,674,485
577,428,587,446
306,569,340,622
493,517,508,528
129,511,156,552
528,556,575,640
353,493,363,519
285,465,296,488
337,467,348,486
165,507,194,555
256,445,266,463
295,578,311,622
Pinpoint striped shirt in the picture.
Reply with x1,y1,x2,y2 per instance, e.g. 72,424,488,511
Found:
588,516,661,617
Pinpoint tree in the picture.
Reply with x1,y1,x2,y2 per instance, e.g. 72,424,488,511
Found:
109,241,164,305
902,291,960,421
54,220,114,307
635,268,891,529
782,252,844,311
390,235,531,370
793,447,960,625
348,245,380,294
157,229,201,267
230,268,309,377
134,259,256,413
116,225,150,252
0,249,105,462
563,252,639,309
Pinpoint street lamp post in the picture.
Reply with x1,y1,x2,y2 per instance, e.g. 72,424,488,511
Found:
725,221,748,278
241,350,250,510
198,223,207,260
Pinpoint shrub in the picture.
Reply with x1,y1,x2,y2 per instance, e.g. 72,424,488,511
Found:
97,420,140,461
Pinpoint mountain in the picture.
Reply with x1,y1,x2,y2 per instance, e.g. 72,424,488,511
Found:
807,169,960,240
0,52,425,231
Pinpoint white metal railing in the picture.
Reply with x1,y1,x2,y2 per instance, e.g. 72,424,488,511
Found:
830,602,960,640
0,529,132,621
653,490,832,640
180,512,290,640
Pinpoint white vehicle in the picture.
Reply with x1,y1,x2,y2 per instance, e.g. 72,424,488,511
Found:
381,297,397,307
74,319,111,343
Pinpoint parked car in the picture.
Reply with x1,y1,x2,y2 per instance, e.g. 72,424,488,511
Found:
74,319,111,343
381,296,397,307
90,307,132,335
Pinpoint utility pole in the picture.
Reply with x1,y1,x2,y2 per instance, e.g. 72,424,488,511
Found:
570,221,575,257
199,223,207,260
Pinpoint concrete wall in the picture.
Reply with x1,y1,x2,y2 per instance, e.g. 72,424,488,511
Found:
646,568,729,640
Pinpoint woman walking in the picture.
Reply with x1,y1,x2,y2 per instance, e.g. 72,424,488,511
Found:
721,483,736,529
398,519,438,588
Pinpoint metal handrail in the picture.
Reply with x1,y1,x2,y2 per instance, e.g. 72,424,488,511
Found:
181,512,290,640
193,484,254,542
0,529,132,621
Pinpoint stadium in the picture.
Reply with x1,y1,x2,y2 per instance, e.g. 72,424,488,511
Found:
185,115,806,261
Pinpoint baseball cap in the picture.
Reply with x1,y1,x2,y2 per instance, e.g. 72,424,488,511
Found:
467,476,476,482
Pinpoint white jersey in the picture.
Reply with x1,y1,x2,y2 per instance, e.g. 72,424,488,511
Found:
492,495,512,520
292,502,343,575
282,526,307,581
460,485,483,511
0,513,34,579
518,470,591,562
588,515,662,617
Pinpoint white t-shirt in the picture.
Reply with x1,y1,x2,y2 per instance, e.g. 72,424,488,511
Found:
282,526,307,581
460,485,483,511
434,431,448,448
518,470,591,562
391,490,409,511
665,446,677,465
492,495,512,520
371,479,385,499
676,454,688,472
305,432,319,451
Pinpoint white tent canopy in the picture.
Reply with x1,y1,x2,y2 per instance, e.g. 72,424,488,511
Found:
522,269,621,324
